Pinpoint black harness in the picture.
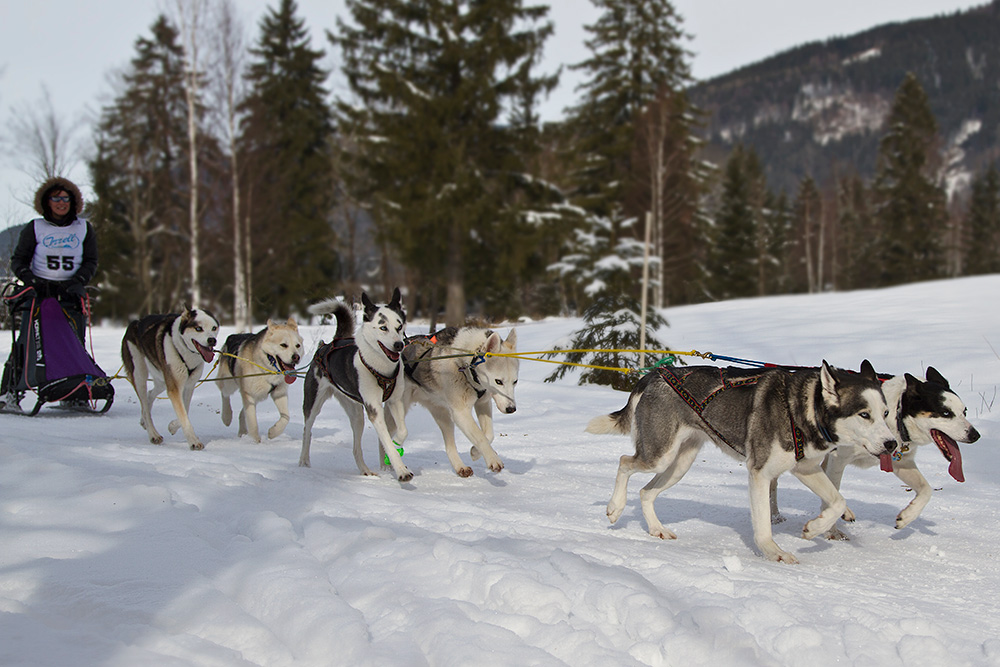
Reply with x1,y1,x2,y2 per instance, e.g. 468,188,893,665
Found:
316,337,399,403
403,329,488,400
657,366,832,461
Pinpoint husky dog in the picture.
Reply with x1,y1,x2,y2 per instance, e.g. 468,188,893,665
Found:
588,361,897,563
397,327,518,477
217,318,303,443
121,308,220,450
806,367,980,536
299,289,411,481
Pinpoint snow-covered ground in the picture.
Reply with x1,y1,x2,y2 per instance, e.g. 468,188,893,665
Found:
2,276,999,666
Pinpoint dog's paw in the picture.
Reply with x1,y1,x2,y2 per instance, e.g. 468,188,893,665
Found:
298,458,311,468
149,434,164,445
397,469,414,483
470,446,481,461
771,551,799,564
842,507,857,522
896,511,916,530
487,458,504,473
606,503,624,524
190,442,204,451
168,419,180,435
648,525,677,540
771,512,787,525
761,542,799,564
267,424,286,439
456,466,474,478
825,526,850,541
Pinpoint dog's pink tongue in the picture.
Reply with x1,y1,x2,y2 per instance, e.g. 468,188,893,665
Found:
947,443,964,483
933,430,965,482
197,343,215,363
284,373,296,385
880,453,894,473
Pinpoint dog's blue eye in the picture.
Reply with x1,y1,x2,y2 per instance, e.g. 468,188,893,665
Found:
942,410,953,418
859,411,870,420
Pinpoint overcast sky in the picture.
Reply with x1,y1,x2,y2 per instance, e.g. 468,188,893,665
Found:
0,0,987,229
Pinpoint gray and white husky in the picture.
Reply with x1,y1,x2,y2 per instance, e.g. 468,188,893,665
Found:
587,360,897,563
121,308,220,450
298,289,411,482
800,367,980,537
217,318,303,443
395,327,518,476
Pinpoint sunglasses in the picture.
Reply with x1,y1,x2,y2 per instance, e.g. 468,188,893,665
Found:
49,196,71,203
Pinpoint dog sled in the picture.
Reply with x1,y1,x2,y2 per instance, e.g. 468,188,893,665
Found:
0,283,114,415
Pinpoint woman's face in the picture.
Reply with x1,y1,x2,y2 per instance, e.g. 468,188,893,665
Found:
48,189,72,220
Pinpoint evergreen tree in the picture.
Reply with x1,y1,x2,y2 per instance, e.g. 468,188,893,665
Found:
703,144,765,300
240,0,337,318
872,72,948,286
761,190,790,295
792,176,823,293
964,164,1000,275
561,0,704,307
543,292,670,391
90,15,191,318
565,0,691,221
332,0,557,325
836,173,878,290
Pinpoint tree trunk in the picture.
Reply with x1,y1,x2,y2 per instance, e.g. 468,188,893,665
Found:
444,221,465,326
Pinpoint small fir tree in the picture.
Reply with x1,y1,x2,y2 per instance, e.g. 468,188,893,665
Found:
544,292,671,391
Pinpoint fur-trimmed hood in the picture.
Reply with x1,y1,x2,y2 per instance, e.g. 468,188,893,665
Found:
34,176,84,223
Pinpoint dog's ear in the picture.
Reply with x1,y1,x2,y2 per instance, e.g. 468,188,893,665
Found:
504,327,517,350
361,292,377,321
925,366,949,388
484,331,502,354
266,318,275,328
858,359,877,382
286,317,298,330
388,287,402,311
820,360,840,406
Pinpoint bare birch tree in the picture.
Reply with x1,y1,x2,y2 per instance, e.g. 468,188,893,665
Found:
6,86,82,182
206,0,250,329
173,0,208,308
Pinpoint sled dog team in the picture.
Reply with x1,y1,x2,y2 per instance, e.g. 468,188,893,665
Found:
119,290,982,563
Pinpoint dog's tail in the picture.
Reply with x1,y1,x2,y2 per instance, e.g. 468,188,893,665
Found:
585,403,633,436
308,298,355,339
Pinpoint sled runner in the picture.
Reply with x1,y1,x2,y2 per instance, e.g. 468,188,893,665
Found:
1,284,114,415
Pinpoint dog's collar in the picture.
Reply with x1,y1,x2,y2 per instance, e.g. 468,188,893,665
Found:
266,353,293,374
460,362,488,400
360,352,400,402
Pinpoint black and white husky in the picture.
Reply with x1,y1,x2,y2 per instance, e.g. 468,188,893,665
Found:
396,327,518,477
298,289,411,482
587,361,897,563
807,367,980,536
121,308,220,450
